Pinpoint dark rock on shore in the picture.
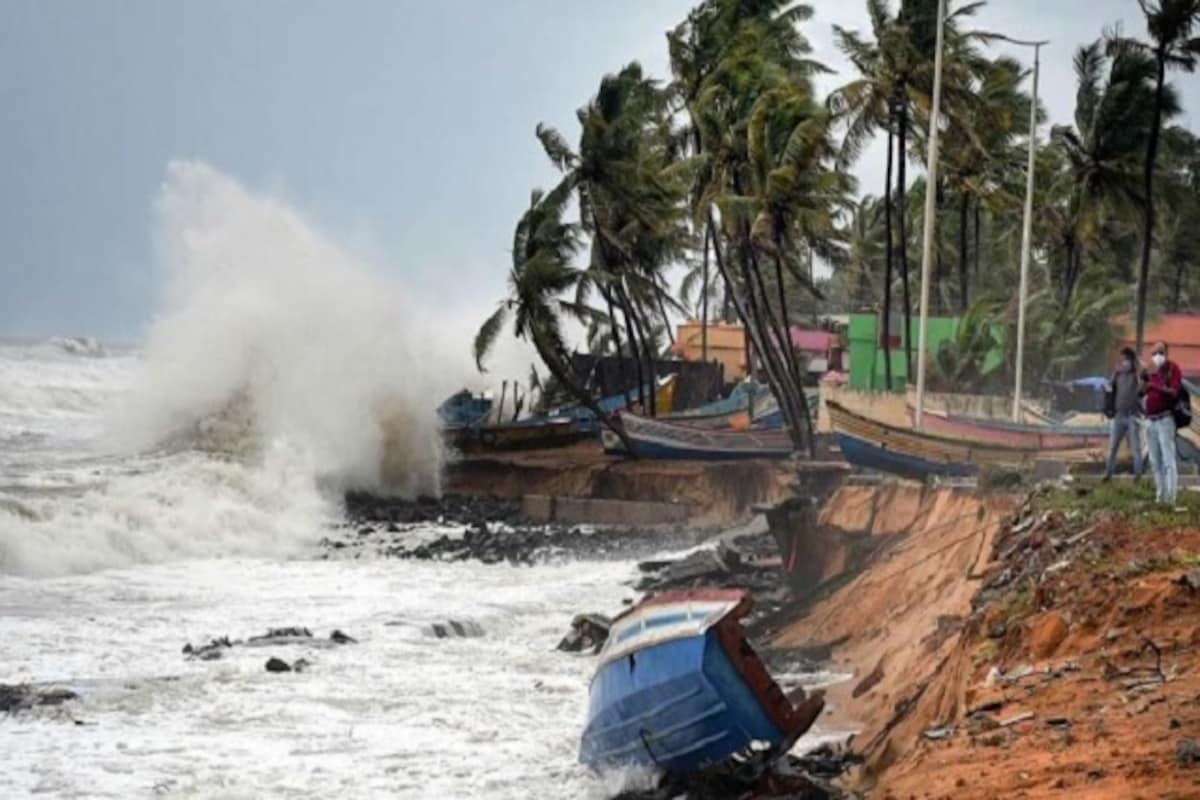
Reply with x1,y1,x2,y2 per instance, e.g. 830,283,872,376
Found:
265,657,292,673
344,492,524,528
557,614,611,654
183,627,358,661
0,684,77,713
611,747,853,799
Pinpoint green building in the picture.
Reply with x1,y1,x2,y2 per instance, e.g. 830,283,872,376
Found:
846,312,1003,392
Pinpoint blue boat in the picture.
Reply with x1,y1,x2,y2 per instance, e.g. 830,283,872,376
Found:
580,589,822,775
437,389,492,429
551,376,676,434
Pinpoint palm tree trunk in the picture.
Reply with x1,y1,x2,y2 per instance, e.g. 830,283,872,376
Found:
972,200,981,283
617,291,646,412
701,221,711,362
655,289,676,347
497,380,507,425
882,118,896,391
600,286,631,408
530,330,636,454
958,191,969,312
897,96,914,381
1173,258,1184,312
626,287,659,417
1135,58,1166,356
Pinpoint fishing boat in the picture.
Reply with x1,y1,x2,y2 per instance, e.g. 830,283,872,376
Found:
460,416,585,452
828,401,1100,480
437,389,492,429
579,589,822,776
910,406,1109,450
604,411,794,460
551,375,677,434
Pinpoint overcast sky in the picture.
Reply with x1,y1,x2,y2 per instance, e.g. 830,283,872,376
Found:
0,0,1194,343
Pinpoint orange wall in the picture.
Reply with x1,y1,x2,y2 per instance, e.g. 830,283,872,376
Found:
675,321,747,380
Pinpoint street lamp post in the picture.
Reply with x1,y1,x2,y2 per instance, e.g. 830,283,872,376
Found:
913,0,947,428
1005,37,1049,423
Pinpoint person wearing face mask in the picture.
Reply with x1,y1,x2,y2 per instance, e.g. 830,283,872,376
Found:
1141,341,1182,504
1102,347,1143,482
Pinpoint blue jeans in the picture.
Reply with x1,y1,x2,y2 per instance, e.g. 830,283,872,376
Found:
1146,415,1178,504
1104,413,1143,478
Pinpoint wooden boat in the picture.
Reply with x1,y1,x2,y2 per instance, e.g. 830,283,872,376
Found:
604,410,794,460
580,589,822,775
551,375,677,433
459,416,585,452
910,406,1109,450
437,389,492,429
828,401,1100,480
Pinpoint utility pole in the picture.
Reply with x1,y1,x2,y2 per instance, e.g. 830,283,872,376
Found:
1005,37,1048,422
913,0,947,428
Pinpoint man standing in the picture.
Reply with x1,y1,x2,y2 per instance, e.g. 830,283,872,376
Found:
1103,347,1143,481
1142,341,1182,504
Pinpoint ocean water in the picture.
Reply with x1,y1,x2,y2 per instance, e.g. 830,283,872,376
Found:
0,339,645,799
0,164,840,799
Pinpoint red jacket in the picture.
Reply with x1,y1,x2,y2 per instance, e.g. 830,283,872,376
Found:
1144,360,1182,417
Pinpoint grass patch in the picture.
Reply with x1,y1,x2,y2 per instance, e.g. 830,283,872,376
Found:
1034,481,1200,529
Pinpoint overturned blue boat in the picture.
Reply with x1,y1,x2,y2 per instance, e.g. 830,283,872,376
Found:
579,589,822,776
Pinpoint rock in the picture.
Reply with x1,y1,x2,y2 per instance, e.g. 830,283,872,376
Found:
557,613,612,654
922,725,953,741
1028,612,1069,659
424,620,484,639
265,657,292,673
329,630,357,645
292,658,311,673
1177,569,1200,592
1000,711,1035,727
0,684,78,712
1176,739,1200,767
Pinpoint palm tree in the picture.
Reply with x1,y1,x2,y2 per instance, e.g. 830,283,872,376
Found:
473,184,635,451
537,63,689,417
1110,0,1200,354
1049,40,1168,307
832,0,905,388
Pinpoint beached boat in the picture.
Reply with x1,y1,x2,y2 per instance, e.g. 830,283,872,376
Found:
910,406,1109,450
604,411,794,460
828,401,1100,480
579,589,822,775
462,416,585,451
437,389,492,429
552,375,677,433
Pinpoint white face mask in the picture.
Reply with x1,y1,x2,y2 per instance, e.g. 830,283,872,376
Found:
1152,353,1166,368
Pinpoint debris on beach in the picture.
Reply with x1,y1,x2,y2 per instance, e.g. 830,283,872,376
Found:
556,613,611,654
0,684,78,713
182,627,358,661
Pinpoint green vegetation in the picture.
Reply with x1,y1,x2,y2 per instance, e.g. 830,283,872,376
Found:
476,0,1200,452
1034,481,1200,529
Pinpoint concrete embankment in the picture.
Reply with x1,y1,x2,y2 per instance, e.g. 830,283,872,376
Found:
445,443,847,527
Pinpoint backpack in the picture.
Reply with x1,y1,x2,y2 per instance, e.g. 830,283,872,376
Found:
1102,373,1117,419
1174,383,1193,430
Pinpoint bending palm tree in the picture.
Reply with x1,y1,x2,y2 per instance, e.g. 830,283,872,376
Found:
473,183,636,452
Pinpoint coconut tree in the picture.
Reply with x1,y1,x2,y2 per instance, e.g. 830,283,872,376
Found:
1049,40,1169,307
473,184,635,451
535,64,690,416
1109,0,1200,354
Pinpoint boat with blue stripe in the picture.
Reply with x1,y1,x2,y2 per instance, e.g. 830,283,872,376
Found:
579,589,822,776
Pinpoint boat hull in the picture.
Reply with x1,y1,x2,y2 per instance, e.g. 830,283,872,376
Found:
828,401,1100,479
608,412,793,460
915,408,1108,450
580,590,819,775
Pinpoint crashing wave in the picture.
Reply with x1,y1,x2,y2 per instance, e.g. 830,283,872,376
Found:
47,336,108,358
